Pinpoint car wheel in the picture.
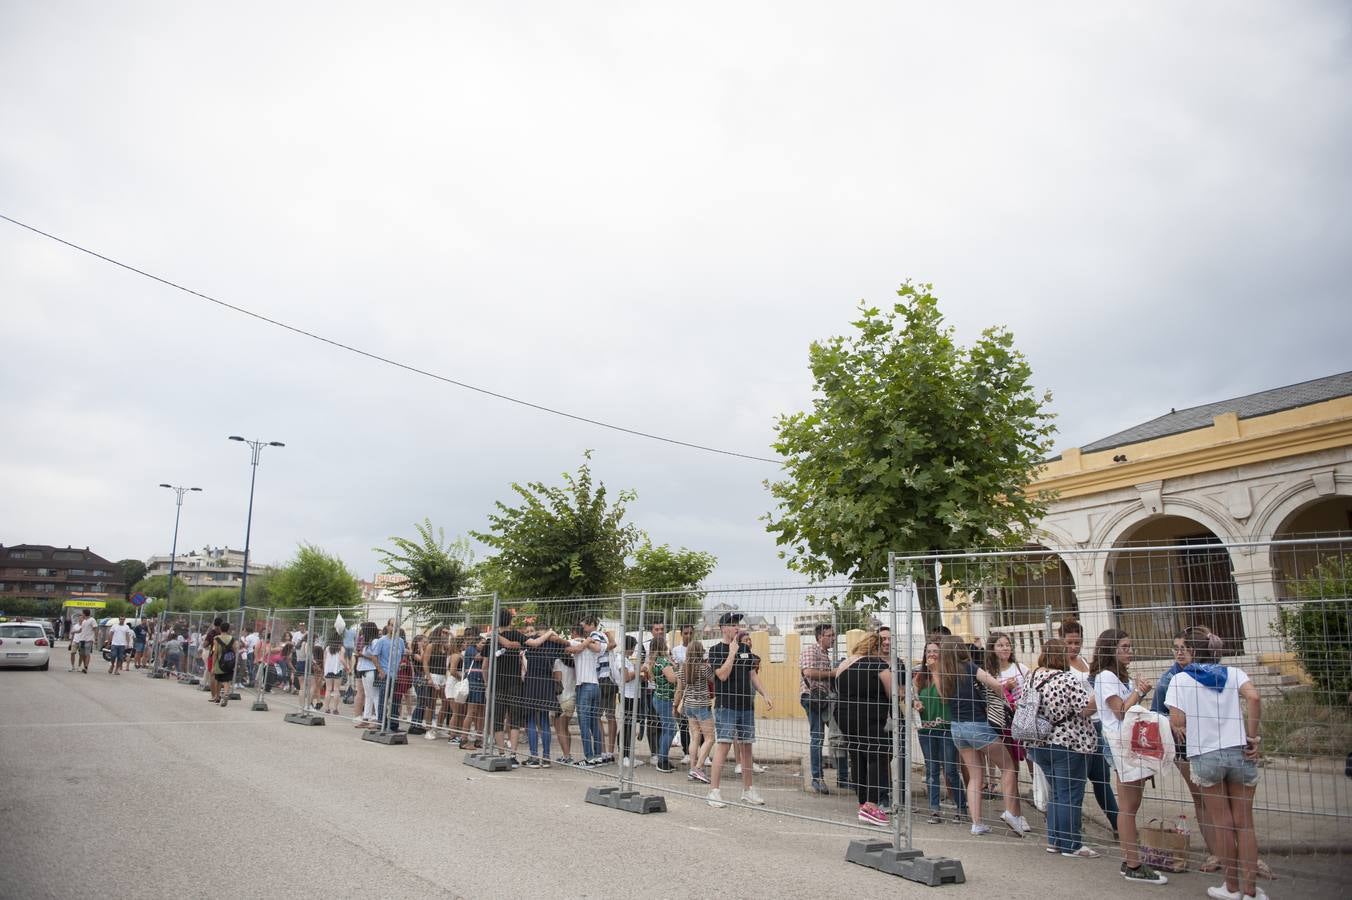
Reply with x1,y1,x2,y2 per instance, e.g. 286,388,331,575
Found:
40,661,50,671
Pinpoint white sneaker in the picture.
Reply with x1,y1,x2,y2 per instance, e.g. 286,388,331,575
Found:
1207,886,1241,900
1017,815,1032,834
706,788,726,808
734,763,767,775
423,730,438,741
1001,810,1028,837
681,754,691,764
971,823,992,835
741,787,765,806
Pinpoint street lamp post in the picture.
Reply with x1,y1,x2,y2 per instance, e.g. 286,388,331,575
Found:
152,483,201,678
229,436,285,609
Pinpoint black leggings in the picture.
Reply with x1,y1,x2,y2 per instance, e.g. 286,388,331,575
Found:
846,733,889,806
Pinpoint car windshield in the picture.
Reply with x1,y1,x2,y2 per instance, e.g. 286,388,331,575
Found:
0,625,45,638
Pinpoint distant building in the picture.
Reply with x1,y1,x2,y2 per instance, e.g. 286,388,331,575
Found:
699,602,780,637
0,544,126,603
145,545,270,590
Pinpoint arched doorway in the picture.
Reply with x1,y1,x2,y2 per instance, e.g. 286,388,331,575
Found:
1107,516,1245,659
978,546,1077,659
1271,495,1352,600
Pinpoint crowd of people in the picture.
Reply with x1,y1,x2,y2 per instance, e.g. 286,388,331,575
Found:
94,606,1272,900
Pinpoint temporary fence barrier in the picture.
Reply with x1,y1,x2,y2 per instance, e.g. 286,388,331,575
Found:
130,535,1351,889
893,534,1352,879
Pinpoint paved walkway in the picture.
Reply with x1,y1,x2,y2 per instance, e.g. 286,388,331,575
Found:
1,668,1347,899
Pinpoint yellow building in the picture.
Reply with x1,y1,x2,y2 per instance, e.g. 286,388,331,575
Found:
945,371,1352,660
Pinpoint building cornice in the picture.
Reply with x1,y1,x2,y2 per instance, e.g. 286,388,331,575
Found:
1031,416,1352,501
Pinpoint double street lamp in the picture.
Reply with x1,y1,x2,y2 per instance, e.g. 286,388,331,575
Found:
229,436,285,609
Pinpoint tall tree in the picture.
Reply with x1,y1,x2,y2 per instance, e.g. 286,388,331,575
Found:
624,540,718,626
117,559,147,599
374,518,476,616
765,282,1056,628
268,544,362,610
471,451,640,605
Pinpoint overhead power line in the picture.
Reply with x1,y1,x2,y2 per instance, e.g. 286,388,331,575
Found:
1,213,780,464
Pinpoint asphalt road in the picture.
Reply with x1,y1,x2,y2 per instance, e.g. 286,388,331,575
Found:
1,667,1345,899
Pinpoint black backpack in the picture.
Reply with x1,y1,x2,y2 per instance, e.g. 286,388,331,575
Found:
216,635,237,678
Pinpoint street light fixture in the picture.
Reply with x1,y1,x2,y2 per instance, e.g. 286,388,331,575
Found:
152,483,202,677
229,436,285,609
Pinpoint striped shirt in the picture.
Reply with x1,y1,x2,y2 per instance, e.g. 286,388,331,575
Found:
677,662,713,709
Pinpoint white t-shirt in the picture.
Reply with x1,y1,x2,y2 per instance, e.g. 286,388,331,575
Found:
999,662,1030,698
574,632,608,685
672,643,688,665
323,647,346,677
109,624,133,647
243,633,260,655
1094,669,1132,737
1165,668,1251,756
76,618,96,642
615,655,639,700
291,632,307,661
1069,663,1099,723
554,656,577,702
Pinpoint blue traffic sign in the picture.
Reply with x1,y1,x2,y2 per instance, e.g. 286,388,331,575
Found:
130,592,147,607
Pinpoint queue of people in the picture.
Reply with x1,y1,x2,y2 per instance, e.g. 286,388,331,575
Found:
121,607,1272,900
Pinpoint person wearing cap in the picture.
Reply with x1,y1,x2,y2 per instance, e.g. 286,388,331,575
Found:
705,612,774,808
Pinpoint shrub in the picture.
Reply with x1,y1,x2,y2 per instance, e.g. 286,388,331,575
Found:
1273,555,1352,705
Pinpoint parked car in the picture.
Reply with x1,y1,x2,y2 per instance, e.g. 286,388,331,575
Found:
0,621,52,670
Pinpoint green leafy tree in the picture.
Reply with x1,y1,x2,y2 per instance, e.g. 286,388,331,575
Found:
117,559,147,599
1273,555,1352,705
471,452,640,608
624,540,717,626
765,282,1056,629
374,518,476,615
269,544,362,610
193,588,243,612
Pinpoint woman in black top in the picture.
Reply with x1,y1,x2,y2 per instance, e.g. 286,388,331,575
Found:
834,632,894,828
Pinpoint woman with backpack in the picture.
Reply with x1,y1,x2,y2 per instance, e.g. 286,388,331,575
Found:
1164,628,1265,900
1024,637,1098,857
934,635,1026,837
1091,627,1166,886
210,622,239,708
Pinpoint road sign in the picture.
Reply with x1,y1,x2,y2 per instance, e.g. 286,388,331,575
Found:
131,592,147,607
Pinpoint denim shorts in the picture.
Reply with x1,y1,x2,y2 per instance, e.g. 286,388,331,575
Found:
715,707,755,744
686,705,711,722
1189,746,1258,787
950,719,1000,751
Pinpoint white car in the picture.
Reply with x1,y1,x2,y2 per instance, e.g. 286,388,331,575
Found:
0,621,52,670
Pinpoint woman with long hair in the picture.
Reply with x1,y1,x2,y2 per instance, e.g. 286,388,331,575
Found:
935,635,1027,837
1091,628,1166,885
1027,637,1099,857
445,632,468,743
1059,617,1119,835
983,631,1029,831
462,631,486,750
834,632,894,828
676,639,715,783
422,628,449,740
354,622,380,728
646,634,679,773
1164,628,1265,900
915,638,966,824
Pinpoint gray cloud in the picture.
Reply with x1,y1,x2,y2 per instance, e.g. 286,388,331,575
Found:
2,2,1349,585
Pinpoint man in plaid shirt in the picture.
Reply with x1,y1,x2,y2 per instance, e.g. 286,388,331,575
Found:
800,623,837,795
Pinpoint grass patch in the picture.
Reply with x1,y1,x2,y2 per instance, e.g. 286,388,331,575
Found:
1261,690,1352,757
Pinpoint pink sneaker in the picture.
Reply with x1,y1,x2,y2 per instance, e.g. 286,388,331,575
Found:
858,803,889,827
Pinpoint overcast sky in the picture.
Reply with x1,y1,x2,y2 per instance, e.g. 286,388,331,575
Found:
2,2,1349,591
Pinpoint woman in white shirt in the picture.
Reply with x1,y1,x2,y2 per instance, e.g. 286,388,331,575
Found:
1165,630,1263,900
1090,628,1166,886
985,632,1030,832
322,638,347,715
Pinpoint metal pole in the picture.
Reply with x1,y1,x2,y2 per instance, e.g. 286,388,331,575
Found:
888,553,904,850
482,594,499,753
237,447,259,609
903,562,916,850
616,591,628,788
300,607,316,711
630,592,647,777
